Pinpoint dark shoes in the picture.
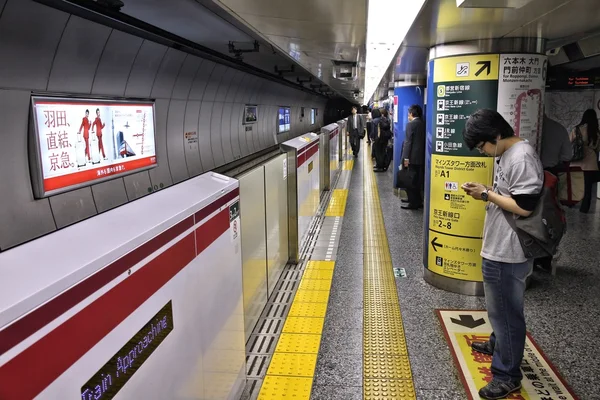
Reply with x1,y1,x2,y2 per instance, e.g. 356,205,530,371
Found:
479,379,522,399
471,341,494,355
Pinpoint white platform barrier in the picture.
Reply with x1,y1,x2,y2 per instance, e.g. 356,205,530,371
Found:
0,172,245,400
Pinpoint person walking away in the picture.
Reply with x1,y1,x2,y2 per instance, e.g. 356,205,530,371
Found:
569,108,600,213
461,109,543,399
370,108,382,159
401,105,425,209
366,108,373,145
374,109,392,172
347,106,364,157
536,114,572,271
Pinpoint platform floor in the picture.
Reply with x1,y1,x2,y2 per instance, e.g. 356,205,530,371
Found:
245,144,600,400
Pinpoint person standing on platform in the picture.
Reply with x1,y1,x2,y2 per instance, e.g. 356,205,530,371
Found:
347,106,364,158
373,109,392,172
569,109,600,213
461,109,543,400
536,114,571,271
401,105,425,209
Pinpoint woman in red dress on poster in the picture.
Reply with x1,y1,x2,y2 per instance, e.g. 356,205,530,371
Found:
78,109,91,161
92,108,107,160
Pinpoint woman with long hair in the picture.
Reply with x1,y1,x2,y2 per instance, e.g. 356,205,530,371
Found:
570,108,600,213
374,109,392,171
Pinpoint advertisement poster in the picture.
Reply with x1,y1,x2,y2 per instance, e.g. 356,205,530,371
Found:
244,105,257,124
278,107,291,133
31,97,157,197
497,54,547,151
428,54,499,281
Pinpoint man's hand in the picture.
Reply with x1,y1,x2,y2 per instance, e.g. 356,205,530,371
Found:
403,159,409,168
462,182,486,200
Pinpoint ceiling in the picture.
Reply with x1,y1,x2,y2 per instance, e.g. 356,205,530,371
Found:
374,0,600,100
116,0,366,103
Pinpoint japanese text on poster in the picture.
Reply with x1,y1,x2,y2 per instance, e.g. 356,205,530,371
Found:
31,97,157,197
497,54,547,151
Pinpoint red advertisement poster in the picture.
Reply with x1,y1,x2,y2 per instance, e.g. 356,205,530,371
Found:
31,97,157,197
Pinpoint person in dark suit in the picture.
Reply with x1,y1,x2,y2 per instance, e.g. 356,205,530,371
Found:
347,106,365,157
401,104,425,209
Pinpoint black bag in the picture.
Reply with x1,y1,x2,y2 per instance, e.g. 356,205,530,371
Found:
397,167,416,189
384,142,393,169
571,126,585,161
502,171,567,258
379,116,391,131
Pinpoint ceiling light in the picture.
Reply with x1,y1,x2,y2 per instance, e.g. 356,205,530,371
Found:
456,0,534,8
364,0,426,102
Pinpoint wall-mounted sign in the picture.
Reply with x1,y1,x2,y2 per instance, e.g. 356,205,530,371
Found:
243,105,257,125
278,106,291,134
80,301,173,400
29,96,157,198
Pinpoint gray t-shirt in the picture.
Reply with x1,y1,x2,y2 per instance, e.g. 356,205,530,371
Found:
481,140,543,263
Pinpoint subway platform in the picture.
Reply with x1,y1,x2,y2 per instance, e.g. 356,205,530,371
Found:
242,145,599,400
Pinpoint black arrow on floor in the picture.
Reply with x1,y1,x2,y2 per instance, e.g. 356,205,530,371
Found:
431,237,443,252
451,315,486,329
475,60,492,77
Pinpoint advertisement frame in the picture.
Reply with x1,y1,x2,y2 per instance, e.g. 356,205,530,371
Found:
277,106,291,134
243,104,258,125
29,95,158,199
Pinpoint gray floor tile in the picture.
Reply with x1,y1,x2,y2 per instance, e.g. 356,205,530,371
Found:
310,384,362,400
318,327,362,355
415,389,468,399
313,352,362,387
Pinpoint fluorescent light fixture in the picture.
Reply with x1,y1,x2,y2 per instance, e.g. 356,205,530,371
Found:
364,0,426,103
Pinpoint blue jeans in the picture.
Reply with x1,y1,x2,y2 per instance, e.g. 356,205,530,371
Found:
482,258,531,382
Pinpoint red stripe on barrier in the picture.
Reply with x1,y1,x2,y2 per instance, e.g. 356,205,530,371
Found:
0,208,230,399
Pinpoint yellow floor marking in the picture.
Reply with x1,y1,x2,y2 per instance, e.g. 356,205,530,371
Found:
343,159,355,170
363,149,416,399
258,158,352,400
275,333,321,354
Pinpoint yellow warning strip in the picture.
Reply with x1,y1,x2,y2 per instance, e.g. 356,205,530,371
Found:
363,151,416,399
258,163,353,400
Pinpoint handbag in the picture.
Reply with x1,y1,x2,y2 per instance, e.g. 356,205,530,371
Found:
397,167,416,189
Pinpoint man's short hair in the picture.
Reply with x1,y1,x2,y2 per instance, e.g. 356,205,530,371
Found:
463,109,514,150
408,104,422,118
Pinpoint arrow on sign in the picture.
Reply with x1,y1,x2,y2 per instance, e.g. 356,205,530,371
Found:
451,315,486,329
475,61,492,77
431,237,443,252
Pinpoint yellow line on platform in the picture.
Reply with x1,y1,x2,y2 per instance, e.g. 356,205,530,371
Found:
363,150,416,399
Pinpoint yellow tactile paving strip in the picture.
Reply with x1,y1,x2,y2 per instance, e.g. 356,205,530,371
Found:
363,151,417,399
258,157,353,399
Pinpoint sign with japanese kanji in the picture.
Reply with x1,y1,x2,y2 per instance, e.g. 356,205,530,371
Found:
437,310,578,400
30,97,157,198
497,54,547,152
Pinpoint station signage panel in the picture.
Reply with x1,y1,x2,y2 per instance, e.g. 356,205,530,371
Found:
29,96,157,198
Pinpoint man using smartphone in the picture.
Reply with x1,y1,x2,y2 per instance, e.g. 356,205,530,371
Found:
461,109,543,400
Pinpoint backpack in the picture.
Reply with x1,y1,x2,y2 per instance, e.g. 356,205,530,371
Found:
571,126,585,161
379,116,391,131
502,171,567,258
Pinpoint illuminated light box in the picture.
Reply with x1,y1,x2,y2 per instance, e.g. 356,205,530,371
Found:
29,96,157,198
80,301,174,400
278,106,291,134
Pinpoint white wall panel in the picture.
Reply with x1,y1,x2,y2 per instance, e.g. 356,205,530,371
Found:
203,64,228,101
221,102,235,163
210,102,226,167
0,0,67,90
189,60,215,100
91,178,129,213
216,67,236,102
166,99,188,184
231,103,243,160
123,170,153,200
0,89,56,249
148,98,173,189
198,101,215,170
125,40,168,98
151,49,186,99
183,100,203,175
49,187,97,229
47,17,111,94
92,30,143,96
172,57,202,100
226,70,245,103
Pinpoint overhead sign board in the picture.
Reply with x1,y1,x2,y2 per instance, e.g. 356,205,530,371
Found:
29,96,157,198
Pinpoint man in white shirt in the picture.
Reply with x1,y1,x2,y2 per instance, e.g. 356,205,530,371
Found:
347,106,365,157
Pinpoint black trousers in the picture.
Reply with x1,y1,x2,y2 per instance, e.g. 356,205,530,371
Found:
406,164,424,206
350,132,361,155
580,170,600,213
374,140,388,169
